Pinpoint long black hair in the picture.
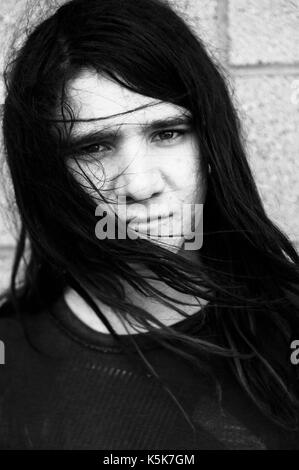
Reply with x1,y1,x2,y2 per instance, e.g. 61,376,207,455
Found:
1,0,299,431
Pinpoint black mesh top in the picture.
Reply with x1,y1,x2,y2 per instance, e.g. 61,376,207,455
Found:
0,296,298,450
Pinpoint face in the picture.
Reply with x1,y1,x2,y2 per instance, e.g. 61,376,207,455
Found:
65,70,207,253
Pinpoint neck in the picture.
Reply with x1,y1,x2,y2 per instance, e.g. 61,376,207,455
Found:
64,247,206,335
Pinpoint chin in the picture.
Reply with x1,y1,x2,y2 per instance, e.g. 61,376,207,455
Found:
150,237,184,253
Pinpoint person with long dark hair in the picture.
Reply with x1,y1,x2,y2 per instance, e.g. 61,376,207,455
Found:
0,0,299,450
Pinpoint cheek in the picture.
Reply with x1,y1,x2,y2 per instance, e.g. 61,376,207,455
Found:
164,142,202,194
67,160,107,197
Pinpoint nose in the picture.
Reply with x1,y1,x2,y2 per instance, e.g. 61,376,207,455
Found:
113,147,165,202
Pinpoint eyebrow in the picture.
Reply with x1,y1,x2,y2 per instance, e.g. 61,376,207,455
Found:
64,115,193,150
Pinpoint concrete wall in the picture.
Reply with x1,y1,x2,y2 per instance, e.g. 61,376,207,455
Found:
0,0,298,291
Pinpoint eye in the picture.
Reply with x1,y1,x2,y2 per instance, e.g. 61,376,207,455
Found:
81,142,112,155
152,129,187,143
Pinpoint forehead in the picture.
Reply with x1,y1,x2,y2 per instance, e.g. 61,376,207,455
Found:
66,69,189,129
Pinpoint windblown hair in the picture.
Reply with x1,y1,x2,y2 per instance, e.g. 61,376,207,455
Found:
1,0,299,433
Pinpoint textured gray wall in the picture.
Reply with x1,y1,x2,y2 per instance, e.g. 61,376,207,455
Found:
0,0,298,291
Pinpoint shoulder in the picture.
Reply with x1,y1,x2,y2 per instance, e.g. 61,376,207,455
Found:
0,299,26,389
0,299,24,344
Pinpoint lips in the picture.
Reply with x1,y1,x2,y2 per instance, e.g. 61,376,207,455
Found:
127,213,173,224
